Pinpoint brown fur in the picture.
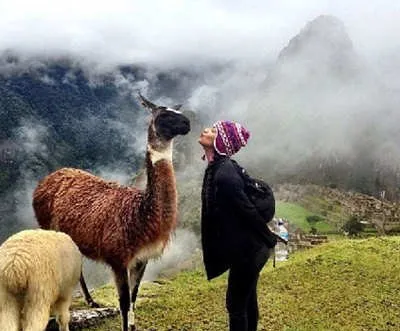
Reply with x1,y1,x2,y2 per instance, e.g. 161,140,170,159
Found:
33,157,177,269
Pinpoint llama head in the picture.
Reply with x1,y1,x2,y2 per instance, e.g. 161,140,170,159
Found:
138,94,191,144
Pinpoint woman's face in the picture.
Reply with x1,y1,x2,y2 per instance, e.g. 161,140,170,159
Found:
198,127,217,148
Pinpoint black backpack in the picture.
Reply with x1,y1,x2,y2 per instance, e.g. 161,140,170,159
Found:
231,160,275,223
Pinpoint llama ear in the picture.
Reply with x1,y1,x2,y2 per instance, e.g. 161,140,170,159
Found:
138,93,158,113
173,104,183,110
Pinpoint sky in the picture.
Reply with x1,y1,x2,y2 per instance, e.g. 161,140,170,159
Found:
0,0,399,67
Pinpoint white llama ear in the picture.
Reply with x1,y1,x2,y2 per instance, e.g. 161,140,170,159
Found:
138,93,158,113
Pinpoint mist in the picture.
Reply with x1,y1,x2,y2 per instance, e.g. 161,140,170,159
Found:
0,1,398,67
81,229,199,289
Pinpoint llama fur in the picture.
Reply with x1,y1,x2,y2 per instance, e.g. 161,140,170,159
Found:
33,163,176,269
0,229,82,331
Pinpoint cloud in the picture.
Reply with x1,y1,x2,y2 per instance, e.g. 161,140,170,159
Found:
0,1,398,67
143,228,199,281
182,13,400,185
7,122,50,228
14,120,49,158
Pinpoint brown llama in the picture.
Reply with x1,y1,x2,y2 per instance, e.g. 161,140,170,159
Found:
32,94,190,331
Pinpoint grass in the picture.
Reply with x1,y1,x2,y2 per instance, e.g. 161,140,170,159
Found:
75,236,400,331
275,202,335,233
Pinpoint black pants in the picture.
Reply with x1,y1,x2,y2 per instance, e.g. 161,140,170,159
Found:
226,247,270,331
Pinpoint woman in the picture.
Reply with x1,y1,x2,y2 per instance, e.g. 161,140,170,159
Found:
199,120,277,331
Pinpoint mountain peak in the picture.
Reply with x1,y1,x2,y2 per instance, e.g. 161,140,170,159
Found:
278,15,353,62
273,15,360,83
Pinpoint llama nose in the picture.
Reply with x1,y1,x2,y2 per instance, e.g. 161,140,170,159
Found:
183,119,191,133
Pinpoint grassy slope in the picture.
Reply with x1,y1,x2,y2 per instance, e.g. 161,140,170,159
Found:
77,236,400,331
276,202,335,233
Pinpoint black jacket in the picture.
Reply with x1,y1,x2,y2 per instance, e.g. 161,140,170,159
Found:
201,155,277,280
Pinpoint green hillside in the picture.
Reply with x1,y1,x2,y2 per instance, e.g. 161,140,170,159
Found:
75,236,400,331
275,201,336,232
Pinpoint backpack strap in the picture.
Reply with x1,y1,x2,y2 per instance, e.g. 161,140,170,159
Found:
230,159,249,182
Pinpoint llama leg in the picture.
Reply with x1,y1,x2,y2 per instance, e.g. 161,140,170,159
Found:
113,267,130,331
130,260,147,308
0,287,20,331
22,304,50,331
80,271,100,308
54,296,72,331
128,260,148,331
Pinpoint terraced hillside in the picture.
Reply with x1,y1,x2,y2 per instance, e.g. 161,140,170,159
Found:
275,184,400,233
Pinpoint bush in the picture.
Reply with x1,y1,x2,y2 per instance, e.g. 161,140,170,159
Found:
342,216,365,236
306,215,324,225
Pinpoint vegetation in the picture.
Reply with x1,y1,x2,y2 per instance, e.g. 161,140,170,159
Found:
74,236,400,331
306,214,324,225
275,202,335,233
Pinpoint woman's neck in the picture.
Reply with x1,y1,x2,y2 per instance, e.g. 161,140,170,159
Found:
203,148,216,163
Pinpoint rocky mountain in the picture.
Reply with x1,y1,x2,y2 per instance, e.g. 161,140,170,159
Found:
277,15,358,78
245,15,400,200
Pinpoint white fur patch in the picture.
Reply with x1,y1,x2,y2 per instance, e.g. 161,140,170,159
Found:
128,310,135,327
135,240,165,261
148,143,172,164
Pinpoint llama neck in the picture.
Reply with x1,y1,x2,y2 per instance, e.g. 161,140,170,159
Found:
140,141,177,235
147,142,173,164
146,143,175,189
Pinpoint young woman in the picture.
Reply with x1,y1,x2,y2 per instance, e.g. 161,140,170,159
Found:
199,120,277,331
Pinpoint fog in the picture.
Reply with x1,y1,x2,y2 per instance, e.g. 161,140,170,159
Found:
82,229,199,289
0,1,399,68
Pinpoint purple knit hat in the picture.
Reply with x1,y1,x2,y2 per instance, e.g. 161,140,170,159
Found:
213,120,250,156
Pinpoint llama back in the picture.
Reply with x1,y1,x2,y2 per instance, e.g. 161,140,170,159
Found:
0,229,82,331
0,236,35,295
0,229,81,294
33,168,146,263
33,168,112,229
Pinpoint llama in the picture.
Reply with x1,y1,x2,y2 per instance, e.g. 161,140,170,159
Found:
0,229,82,331
32,94,190,331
